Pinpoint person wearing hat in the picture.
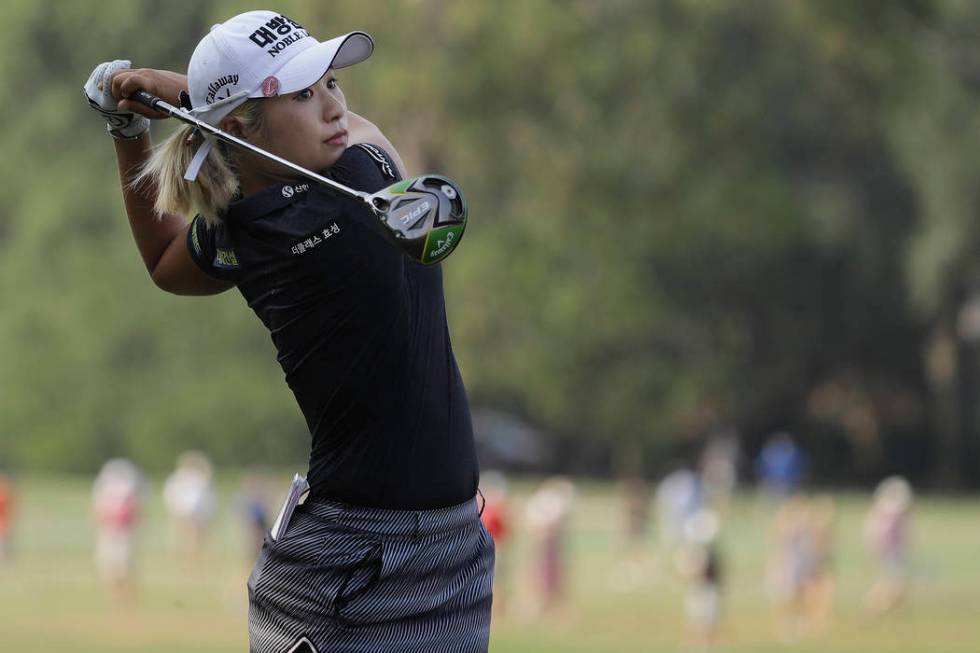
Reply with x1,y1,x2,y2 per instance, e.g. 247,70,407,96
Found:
84,10,493,653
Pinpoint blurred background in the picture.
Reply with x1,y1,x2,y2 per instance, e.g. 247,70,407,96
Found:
2,0,980,650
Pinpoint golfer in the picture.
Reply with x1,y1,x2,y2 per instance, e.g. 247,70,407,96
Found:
84,10,492,653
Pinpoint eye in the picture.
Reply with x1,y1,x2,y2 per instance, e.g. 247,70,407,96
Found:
294,88,314,101
326,77,338,89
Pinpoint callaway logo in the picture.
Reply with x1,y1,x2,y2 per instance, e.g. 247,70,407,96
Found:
282,184,309,198
249,15,309,58
400,200,431,226
205,74,239,104
430,231,456,258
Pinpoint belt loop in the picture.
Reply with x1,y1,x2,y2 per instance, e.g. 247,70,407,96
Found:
413,511,422,538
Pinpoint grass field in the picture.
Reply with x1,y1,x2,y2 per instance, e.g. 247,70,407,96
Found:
0,474,978,652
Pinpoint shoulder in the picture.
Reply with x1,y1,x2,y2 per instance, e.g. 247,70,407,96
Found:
186,215,239,280
350,143,400,181
326,144,401,194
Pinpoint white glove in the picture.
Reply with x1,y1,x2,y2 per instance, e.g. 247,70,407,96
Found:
84,60,150,140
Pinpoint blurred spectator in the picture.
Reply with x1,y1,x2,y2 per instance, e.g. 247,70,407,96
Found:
237,472,272,559
608,473,652,592
863,476,913,617
677,509,724,651
765,495,811,642
91,458,144,604
0,471,13,562
803,495,837,634
524,476,575,616
755,432,806,500
655,467,703,553
163,451,217,556
479,471,512,616
221,472,273,613
619,473,651,549
699,433,739,510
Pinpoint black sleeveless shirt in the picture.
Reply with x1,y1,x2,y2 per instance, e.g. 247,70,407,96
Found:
186,144,478,509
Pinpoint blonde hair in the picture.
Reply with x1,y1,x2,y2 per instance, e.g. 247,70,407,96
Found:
134,99,265,226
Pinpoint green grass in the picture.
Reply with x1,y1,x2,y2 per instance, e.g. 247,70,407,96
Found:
0,474,978,652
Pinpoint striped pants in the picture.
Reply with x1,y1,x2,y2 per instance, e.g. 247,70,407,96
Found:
247,495,494,653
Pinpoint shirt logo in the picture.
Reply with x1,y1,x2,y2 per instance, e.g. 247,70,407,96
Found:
291,223,341,254
356,143,396,180
190,222,204,255
282,183,309,198
214,248,239,269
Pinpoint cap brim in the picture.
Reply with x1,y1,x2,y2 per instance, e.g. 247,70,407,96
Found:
254,31,374,97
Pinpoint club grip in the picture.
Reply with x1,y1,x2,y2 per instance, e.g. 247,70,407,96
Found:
129,89,163,111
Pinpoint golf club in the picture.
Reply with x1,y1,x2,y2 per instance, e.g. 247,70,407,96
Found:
130,90,466,265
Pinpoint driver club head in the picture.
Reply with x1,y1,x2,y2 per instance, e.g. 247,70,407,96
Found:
369,175,467,265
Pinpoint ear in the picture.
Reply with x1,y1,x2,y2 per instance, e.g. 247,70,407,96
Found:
219,116,247,139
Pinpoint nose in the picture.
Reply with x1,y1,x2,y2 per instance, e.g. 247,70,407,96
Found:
321,85,344,123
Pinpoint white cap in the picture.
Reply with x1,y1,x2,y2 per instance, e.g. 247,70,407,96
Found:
188,11,372,125
182,11,373,180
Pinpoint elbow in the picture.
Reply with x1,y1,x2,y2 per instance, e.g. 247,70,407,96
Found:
149,261,192,295
150,266,180,294
150,264,232,296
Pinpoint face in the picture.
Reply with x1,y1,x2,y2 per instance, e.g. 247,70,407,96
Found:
228,70,348,186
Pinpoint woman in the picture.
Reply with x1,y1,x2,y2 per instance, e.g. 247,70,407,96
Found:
84,10,493,653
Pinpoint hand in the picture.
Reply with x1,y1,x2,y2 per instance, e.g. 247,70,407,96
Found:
110,68,189,119
84,60,151,140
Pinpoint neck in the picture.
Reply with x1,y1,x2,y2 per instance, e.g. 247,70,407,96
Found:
238,171,273,197
238,165,296,197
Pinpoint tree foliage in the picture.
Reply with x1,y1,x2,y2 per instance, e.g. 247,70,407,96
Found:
3,0,980,485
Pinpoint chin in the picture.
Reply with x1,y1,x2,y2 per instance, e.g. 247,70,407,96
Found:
317,152,345,170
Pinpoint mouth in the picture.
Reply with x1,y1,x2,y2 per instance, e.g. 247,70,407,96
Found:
324,130,348,146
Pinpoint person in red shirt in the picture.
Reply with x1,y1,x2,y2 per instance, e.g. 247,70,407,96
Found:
480,473,510,615
92,459,144,604
0,472,13,562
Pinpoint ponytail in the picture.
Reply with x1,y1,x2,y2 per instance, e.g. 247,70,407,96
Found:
132,99,264,226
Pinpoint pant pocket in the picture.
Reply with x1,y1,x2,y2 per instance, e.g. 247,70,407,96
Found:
247,534,274,602
259,529,384,622
329,541,384,624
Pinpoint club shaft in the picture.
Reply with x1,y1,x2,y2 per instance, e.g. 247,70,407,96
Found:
130,90,370,203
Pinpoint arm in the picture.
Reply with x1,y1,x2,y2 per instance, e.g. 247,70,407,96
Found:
89,64,233,296
347,111,409,179
113,133,232,296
